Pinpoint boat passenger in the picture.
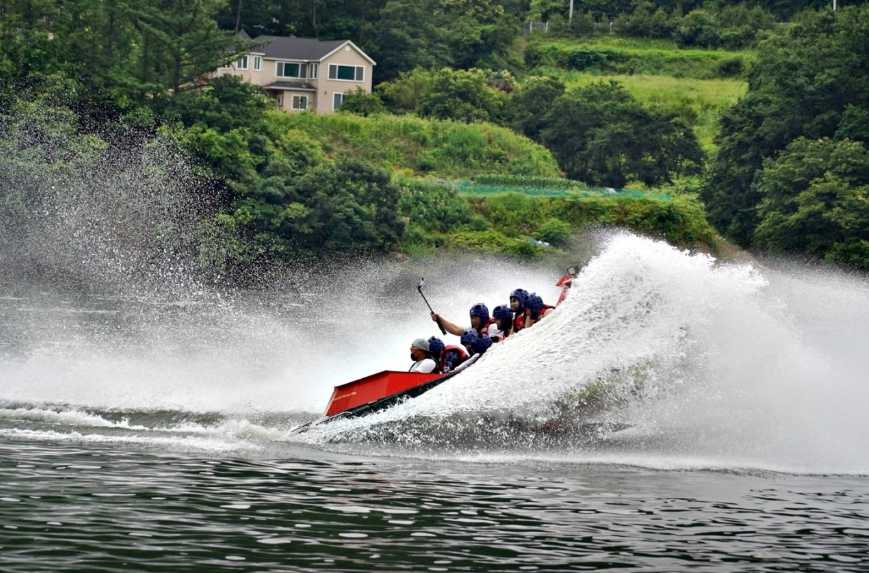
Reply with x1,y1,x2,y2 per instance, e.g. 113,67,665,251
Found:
509,288,530,332
460,329,493,357
430,335,469,374
431,303,497,338
556,266,578,305
524,293,555,328
409,338,437,373
490,305,514,342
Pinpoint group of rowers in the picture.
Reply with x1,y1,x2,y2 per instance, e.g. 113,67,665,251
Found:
408,267,578,375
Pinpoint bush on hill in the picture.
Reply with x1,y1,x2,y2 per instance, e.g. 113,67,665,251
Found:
753,138,869,270
271,112,562,179
703,6,869,260
539,81,704,188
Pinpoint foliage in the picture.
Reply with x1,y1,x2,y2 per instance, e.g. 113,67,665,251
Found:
377,68,438,114
541,69,747,153
535,218,572,245
526,36,754,80
505,76,566,140
339,89,386,116
398,179,477,233
614,1,677,39
540,81,704,187
704,6,869,246
270,112,562,178
753,138,869,271
0,0,245,114
418,68,506,123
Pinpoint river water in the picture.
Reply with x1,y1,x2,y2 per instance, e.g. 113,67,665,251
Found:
2,234,868,571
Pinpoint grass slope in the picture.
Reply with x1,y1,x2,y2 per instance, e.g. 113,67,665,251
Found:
528,36,755,79
525,36,749,153
538,69,747,152
269,111,562,179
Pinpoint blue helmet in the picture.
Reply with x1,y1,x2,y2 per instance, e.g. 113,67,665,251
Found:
461,329,492,355
510,288,529,311
493,304,513,321
469,303,489,323
427,336,445,358
460,329,479,348
526,293,545,319
473,334,493,355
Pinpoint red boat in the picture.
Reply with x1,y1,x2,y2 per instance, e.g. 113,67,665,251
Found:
291,369,462,433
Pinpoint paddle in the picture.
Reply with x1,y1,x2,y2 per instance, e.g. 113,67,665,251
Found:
417,278,447,335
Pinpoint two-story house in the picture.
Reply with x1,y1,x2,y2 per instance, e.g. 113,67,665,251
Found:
215,35,375,114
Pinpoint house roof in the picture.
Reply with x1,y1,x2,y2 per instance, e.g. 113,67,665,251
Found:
263,81,318,92
251,35,376,65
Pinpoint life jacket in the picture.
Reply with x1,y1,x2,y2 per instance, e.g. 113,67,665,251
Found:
556,273,573,288
513,313,526,333
440,345,469,374
539,305,555,319
475,318,495,337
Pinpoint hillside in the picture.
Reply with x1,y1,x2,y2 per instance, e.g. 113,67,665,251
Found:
526,36,750,153
269,112,562,179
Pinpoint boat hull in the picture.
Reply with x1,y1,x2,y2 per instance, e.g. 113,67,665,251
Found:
325,370,447,416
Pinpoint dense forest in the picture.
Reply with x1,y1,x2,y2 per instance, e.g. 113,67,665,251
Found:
1,0,867,275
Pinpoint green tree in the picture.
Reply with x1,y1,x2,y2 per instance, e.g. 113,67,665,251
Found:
506,76,565,141
540,81,703,187
753,137,869,270
339,89,386,116
418,68,505,123
291,159,405,251
703,6,869,245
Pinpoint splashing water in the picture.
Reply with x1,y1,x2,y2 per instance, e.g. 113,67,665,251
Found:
304,233,869,475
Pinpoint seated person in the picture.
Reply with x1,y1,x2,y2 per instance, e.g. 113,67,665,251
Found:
431,303,497,338
509,289,529,332
408,338,437,373
429,336,468,374
490,305,514,342
524,293,555,328
556,265,578,305
460,329,493,357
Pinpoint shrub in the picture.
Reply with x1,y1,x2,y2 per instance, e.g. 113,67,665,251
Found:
340,89,386,116
716,58,744,77
418,68,506,123
398,180,476,233
535,218,572,245
615,1,678,39
674,10,721,48
753,137,869,271
540,81,704,187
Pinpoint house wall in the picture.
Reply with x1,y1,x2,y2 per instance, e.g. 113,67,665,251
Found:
275,90,318,112
315,46,373,114
214,42,374,115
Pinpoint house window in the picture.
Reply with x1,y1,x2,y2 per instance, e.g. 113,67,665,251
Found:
310,63,319,79
236,55,249,70
253,56,262,71
276,93,283,107
328,64,363,82
292,95,308,111
276,62,303,78
333,92,345,111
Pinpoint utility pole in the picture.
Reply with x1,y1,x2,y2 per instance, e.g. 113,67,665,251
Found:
569,0,574,24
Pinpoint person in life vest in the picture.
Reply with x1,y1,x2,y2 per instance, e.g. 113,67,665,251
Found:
524,293,555,328
556,265,578,305
409,338,437,373
429,335,469,374
460,329,493,357
490,304,514,342
509,288,529,332
431,303,497,338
